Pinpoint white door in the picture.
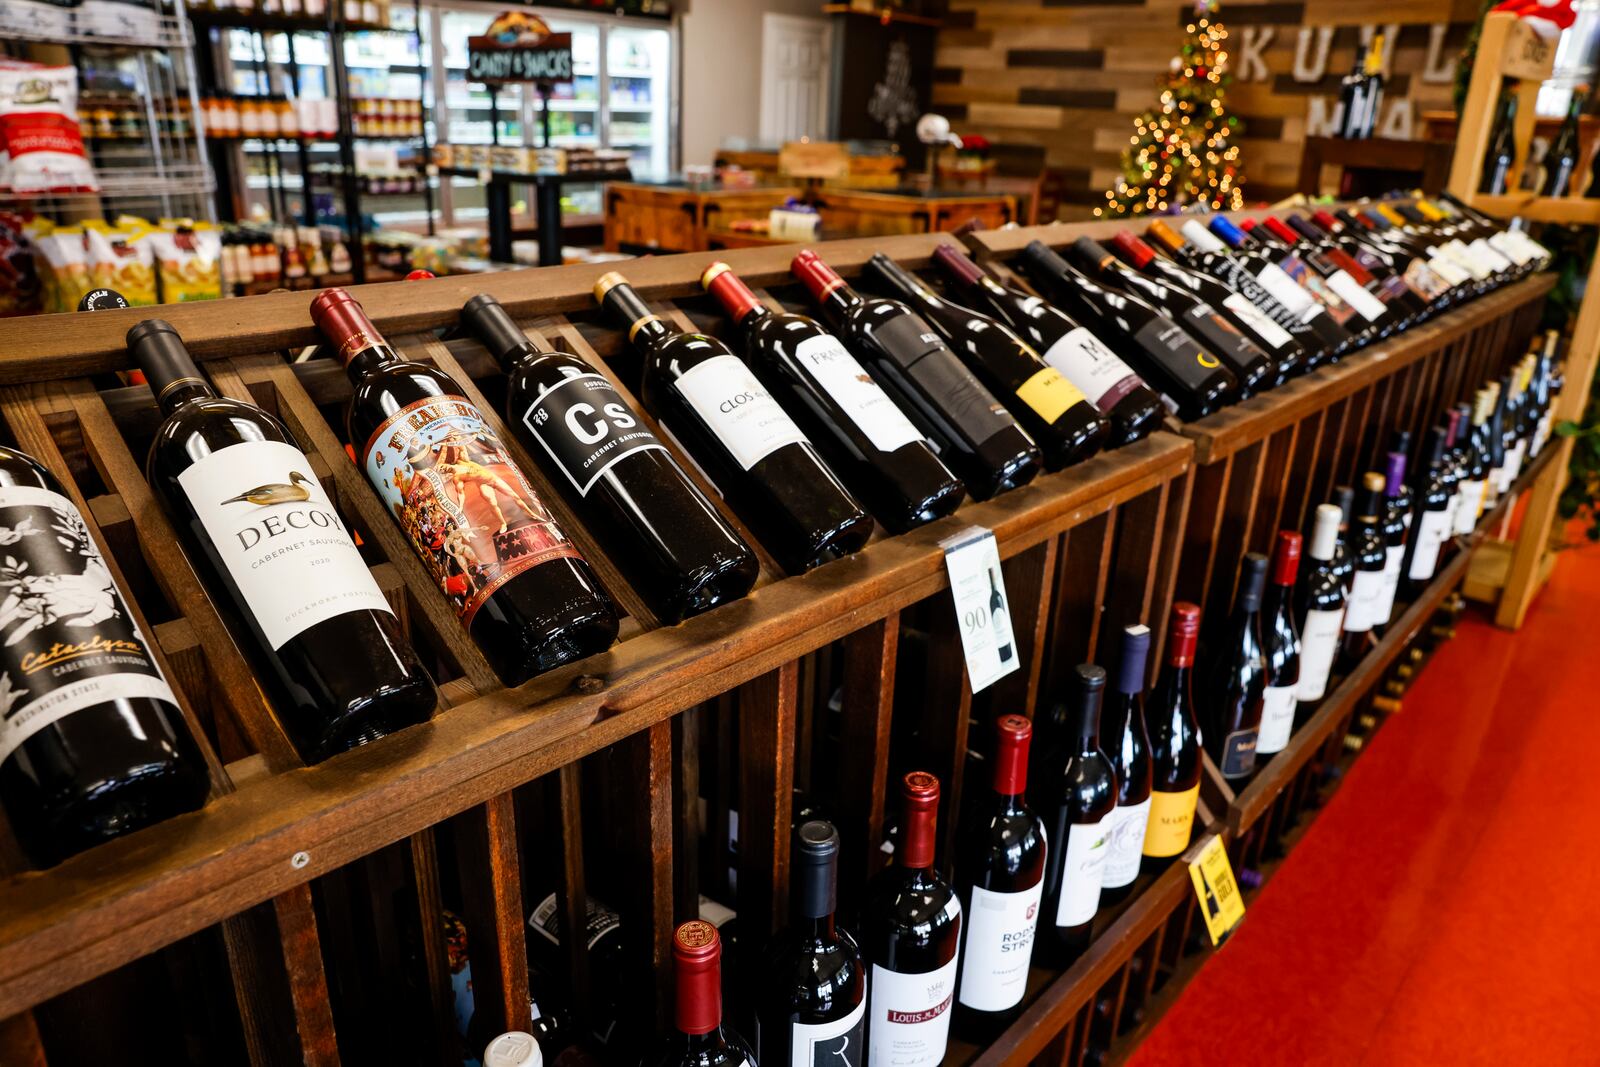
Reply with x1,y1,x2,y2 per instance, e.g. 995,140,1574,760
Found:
759,14,831,143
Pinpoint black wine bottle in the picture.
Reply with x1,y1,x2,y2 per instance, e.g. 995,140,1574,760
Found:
594,271,873,575
460,293,760,624
1455,393,1492,536
135,319,439,762
311,288,618,687
757,820,867,1067
1481,92,1518,195
1542,90,1586,197
1245,217,1390,339
953,715,1047,1042
860,252,1109,471
1337,473,1388,670
1285,214,1428,326
1333,44,1368,138
1257,215,1402,335
1372,452,1410,632
1256,532,1302,763
1293,504,1347,703
1142,603,1203,872
1202,553,1267,782
1099,625,1153,904
1330,485,1356,591
1402,426,1455,597
793,250,1042,500
649,921,754,1067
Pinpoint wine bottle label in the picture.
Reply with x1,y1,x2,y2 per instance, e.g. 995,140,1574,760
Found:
957,880,1044,1012
1274,255,1358,325
1374,544,1404,625
0,484,182,767
1037,326,1143,412
362,394,582,627
1467,237,1512,273
1221,294,1294,349
1218,727,1257,779
1342,568,1385,633
871,313,1015,447
517,371,669,496
1407,507,1452,581
529,891,621,951
1504,439,1526,486
673,353,810,471
1375,273,1415,309
788,996,865,1067
1322,269,1389,323
1141,784,1198,858
1402,256,1455,299
1489,230,1536,267
868,955,959,1067
1015,366,1086,424
1256,685,1297,756
1422,248,1474,287
1454,478,1484,535
1295,606,1343,701
1101,796,1152,889
178,439,393,649
1206,259,1302,330
1250,263,1325,324
1053,818,1109,927
1182,303,1258,364
1131,319,1223,392
791,334,924,455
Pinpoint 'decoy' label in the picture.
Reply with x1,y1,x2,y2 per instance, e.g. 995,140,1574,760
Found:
1054,818,1110,927
958,880,1044,1012
1256,684,1298,756
1408,507,1452,581
868,954,959,1067
873,312,1015,448
1222,293,1295,349
675,353,810,471
1342,568,1385,633
0,484,181,767
1038,323,1144,412
792,333,924,455
1132,318,1223,392
1101,796,1152,889
788,994,865,1066
518,371,668,496
1295,606,1343,701
181,438,393,649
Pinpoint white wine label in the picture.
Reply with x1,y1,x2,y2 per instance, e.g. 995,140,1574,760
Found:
1407,507,1452,581
1373,545,1404,628
1421,250,1473,287
1054,818,1109,927
1252,263,1324,323
1454,478,1484,535
957,880,1044,1011
518,371,668,495
674,353,810,471
789,995,865,1067
1295,606,1343,701
0,486,182,767
1504,440,1526,487
1488,230,1534,267
792,334,924,455
528,891,621,951
1342,568,1385,633
1324,271,1389,323
1101,797,1152,890
868,955,959,1067
181,438,392,649
1256,685,1297,756
1222,294,1294,349
1468,238,1512,273
1039,326,1144,412
940,527,1021,693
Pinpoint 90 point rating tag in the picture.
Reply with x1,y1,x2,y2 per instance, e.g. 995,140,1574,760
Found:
939,526,1020,693
1188,834,1246,946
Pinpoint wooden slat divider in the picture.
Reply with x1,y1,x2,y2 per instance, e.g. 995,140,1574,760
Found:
0,1011,46,1067
737,662,799,939
452,793,532,1039
619,721,675,1034
406,828,460,1067
838,615,899,899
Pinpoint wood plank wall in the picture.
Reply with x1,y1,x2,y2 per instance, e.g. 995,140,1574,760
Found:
934,0,1481,210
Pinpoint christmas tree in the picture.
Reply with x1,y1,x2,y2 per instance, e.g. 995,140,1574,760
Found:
1096,0,1246,217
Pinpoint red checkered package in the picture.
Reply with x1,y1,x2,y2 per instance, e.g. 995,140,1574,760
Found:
0,65,98,195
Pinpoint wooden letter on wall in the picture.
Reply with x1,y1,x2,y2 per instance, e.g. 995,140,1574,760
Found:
1237,26,1275,83
1423,23,1457,84
1306,95,1341,136
1294,27,1335,82
1379,99,1415,139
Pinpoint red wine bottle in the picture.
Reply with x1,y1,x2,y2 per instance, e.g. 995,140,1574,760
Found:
459,293,759,624
1016,241,1237,420
1287,213,1429,325
1294,504,1347,703
757,820,867,1067
310,288,618,687
1402,426,1454,597
1036,665,1116,966
650,920,754,1067
1141,603,1202,873
135,319,439,761
1480,91,1517,195
1255,532,1302,763
1256,215,1403,336
0,439,209,867
859,252,1109,471
1202,553,1267,782
1195,217,1357,360
1317,209,1455,313
594,271,872,575
1372,452,1410,633
1337,473,1388,671
701,262,965,533
954,715,1047,1042
1236,216,1382,343
1099,624,1152,904
792,250,1041,500
863,772,962,1067
1330,484,1356,590
929,243,1164,446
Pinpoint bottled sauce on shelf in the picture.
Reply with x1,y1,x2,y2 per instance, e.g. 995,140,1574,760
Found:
1142,603,1203,872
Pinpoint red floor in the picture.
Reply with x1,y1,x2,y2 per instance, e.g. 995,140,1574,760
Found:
1126,537,1600,1067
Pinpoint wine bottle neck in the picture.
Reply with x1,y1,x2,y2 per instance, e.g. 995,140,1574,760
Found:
127,319,219,416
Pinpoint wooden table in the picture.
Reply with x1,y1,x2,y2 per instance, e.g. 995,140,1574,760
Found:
1296,136,1456,199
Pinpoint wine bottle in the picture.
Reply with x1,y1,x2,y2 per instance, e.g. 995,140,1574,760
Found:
701,262,965,534
1294,504,1347,703
1482,379,1508,511
1332,44,1367,139
990,569,1015,665
649,920,754,1067
1340,207,1477,303
1317,209,1455,312
0,438,209,867
953,715,1047,1041
1066,235,1275,396
1202,553,1267,782
1141,603,1203,872
593,271,873,575
135,318,439,761
1481,93,1518,195
860,253,1109,471
460,294,760,624
1330,485,1356,591
1256,532,1302,763
930,244,1164,445
1337,473,1388,670
1441,406,1469,537
1544,91,1586,197
1244,217,1390,339
310,288,618,686
1285,214,1428,327
1099,625,1153,904
1454,393,1491,536
1434,194,1551,273
1015,241,1238,420
1402,426,1454,597
1372,452,1410,633
757,820,867,1067
862,772,962,1067
1110,230,1307,384
1354,34,1386,138
1037,664,1117,966
792,250,1042,500
1388,429,1415,527
1191,218,1357,360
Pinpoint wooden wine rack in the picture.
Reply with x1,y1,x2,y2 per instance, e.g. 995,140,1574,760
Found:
0,218,1551,1067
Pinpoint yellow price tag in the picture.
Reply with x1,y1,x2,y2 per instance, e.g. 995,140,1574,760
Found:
1188,834,1245,946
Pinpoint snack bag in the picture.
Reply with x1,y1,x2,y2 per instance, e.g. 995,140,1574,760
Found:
86,218,158,306
34,224,90,314
152,220,223,302
0,211,40,317
0,65,98,195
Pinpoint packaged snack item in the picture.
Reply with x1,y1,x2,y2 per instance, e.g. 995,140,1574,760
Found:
0,211,41,317
85,218,158,306
34,224,91,313
0,65,98,195
151,220,223,302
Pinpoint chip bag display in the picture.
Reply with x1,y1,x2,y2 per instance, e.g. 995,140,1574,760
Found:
0,65,98,195
151,220,222,303
85,219,158,306
33,223,91,314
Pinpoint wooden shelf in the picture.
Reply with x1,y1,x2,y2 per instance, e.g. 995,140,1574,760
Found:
1465,193,1600,225
821,3,942,27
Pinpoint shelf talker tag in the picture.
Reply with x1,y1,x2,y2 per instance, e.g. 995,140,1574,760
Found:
938,525,1020,694
1188,833,1246,946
